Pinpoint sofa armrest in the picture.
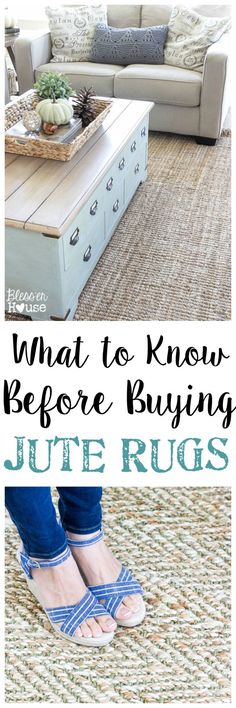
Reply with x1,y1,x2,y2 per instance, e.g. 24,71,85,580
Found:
200,33,231,139
14,31,52,94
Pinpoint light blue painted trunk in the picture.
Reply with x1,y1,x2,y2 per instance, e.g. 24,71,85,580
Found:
5,118,149,320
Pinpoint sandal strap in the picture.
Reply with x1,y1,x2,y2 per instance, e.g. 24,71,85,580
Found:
19,546,71,579
46,590,108,637
66,530,104,547
89,566,143,618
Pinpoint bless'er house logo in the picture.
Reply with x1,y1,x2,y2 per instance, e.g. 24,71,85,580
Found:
6,289,48,315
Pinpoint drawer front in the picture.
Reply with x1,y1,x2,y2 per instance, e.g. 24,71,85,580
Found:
105,180,125,237
138,119,149,147
63,210,105,300
126,118,149,162
62,183,105,270
112,117,148,184
77,215,105,277
124,147,147,204
103,169,120,210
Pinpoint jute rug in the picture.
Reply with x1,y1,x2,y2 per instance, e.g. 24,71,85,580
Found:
5,487,231,703
5,131,231,322
74,130,231,321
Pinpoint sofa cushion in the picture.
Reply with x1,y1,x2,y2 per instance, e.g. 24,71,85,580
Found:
107,4,141,28
45,5,107,62
141,4,172,27
91,24,168,65
35,62,124,97
164,5,231,72
140,4,231,27
114,64,202,106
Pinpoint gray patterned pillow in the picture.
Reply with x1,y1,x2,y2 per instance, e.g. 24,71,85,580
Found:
91,24,169,65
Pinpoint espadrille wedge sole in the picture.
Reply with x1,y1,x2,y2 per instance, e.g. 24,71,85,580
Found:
17,547,114,647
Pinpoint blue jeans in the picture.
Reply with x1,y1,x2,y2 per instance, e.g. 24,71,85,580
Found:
5,487,102,559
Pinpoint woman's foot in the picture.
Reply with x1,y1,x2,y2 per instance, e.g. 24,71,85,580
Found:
67,532,143,622
31,552,116,639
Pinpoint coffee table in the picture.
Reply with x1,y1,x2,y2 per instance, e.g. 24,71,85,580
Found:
5,96,153,320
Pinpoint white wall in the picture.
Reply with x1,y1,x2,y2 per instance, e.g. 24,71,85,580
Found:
18,19,49,29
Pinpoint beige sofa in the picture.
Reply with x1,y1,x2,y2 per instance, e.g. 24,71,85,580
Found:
14,4,231,144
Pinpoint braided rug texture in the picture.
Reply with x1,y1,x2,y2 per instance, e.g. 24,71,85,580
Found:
74,132,231,321
5,487,231,703
5,132,231,323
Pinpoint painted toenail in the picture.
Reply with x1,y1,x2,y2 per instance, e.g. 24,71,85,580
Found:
106,620,116,629
119,608,131,617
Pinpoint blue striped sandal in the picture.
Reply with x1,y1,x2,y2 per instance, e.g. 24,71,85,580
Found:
67,531,146,628
17,545,115,646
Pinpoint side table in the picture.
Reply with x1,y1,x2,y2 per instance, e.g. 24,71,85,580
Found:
5,31,20,101
5,32,20,70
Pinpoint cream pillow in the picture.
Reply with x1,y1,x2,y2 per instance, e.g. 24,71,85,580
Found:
45,5,107,62
164,5,231,72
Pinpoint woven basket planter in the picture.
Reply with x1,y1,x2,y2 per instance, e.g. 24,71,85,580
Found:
5,90,112,161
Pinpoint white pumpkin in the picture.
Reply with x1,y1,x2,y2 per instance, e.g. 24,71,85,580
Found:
36,98,73,126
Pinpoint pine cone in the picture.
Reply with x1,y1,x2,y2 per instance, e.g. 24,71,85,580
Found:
72,87,96,126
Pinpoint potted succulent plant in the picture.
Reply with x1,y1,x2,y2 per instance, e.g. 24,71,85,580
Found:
34,72,74,133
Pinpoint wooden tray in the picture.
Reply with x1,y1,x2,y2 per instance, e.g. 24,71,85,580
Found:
5,90,112,161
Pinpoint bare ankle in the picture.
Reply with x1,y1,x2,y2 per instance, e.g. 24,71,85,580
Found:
67,530,100,541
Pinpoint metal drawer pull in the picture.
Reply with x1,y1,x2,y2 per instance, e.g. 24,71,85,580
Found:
131,140,137,152
119,157,125,170
134,163,140,174
141,126,146,137
90,199,98,215
69,226,80,246
83,245,92,262
106,177,113,191
113,199,119,213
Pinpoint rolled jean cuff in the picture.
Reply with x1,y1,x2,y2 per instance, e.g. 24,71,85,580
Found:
22,538,68,560
58,487,102,536
63,522,102,534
